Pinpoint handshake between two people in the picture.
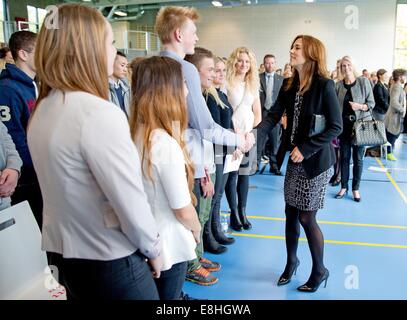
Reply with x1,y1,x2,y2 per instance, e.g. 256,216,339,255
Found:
234,131,256,160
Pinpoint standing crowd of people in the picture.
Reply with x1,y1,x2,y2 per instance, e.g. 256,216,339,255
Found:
0,3,406,300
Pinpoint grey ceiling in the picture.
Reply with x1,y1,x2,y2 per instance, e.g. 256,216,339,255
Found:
63,0,353,21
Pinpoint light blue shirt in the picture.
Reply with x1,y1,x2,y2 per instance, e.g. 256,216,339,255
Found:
160,50,241,178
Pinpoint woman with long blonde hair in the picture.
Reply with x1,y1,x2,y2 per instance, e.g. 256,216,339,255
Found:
335,55,374,201
28,4,162,300
256,35,342,292
224,46,261,231
129,56,201,299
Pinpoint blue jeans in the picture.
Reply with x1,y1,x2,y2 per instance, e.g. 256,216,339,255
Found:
155,261,187,300
47,251,159,300
340,140,365,191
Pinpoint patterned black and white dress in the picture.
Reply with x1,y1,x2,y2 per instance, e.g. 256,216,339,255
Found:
284,92,333,211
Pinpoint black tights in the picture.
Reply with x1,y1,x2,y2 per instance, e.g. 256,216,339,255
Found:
283,204,326,285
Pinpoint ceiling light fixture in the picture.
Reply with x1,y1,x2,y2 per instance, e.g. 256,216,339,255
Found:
305,0,315,2
212,1,223,7
114,10,127,16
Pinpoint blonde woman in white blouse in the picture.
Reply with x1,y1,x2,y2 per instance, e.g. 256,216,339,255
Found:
225,47,261,231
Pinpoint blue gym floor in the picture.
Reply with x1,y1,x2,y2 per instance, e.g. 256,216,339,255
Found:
183,134,407,300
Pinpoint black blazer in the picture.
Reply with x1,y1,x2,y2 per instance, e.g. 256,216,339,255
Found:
205,90,233,130
205,90,234,157
373,81,389,115
256,75,343,179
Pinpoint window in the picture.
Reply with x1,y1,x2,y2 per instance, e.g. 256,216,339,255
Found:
27,5,47,33
395,4,407,68
0,0,5,43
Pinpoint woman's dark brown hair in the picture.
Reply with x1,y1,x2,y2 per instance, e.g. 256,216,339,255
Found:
285,35,329,94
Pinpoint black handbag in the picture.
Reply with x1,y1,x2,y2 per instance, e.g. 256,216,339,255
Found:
352,109,387,146
309,114,326,137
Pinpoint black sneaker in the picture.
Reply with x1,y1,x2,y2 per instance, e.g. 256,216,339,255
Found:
180,291,200,300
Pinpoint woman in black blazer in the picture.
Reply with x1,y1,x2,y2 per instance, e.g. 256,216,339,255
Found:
373,69,389,121
256,35,342,292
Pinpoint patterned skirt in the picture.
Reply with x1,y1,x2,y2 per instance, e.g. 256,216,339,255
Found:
284,162,333,211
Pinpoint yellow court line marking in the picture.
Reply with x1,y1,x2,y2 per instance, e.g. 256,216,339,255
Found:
247,215,407,230
231,233,407,249
375,157,407,204
221,213,407,230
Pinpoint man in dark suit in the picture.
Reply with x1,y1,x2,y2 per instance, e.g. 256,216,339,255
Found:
258,54,284,174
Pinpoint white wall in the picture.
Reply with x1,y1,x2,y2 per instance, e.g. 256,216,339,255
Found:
196,0,397,72
112,21,130,49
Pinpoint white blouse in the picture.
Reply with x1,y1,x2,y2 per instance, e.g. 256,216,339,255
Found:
227,81,256,134
136,129,197,271
28,90,161,261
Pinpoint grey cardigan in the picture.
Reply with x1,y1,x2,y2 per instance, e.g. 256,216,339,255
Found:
335,76,375,121
384,83,406,135
0,121,22,210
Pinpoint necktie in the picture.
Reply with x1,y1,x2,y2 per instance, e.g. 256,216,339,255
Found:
265,74,273,110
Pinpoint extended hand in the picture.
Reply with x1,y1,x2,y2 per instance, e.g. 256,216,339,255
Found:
244,132,255,150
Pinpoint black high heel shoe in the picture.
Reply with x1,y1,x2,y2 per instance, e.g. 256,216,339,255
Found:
352,190,361,202
331,179,341,187
297,269,329,293
335,189,348,199
277,260,300,286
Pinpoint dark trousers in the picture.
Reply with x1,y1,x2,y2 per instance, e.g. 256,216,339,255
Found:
11,166,43,230
47,251,159,300
386,130,400,152
340,140,365,191
276,128,287,170
155,261,187,300
264,123,281,167
210,162,229,219
257,115,281,165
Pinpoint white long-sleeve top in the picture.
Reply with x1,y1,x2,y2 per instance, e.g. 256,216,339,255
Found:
135,129,197,271
27,90,161,261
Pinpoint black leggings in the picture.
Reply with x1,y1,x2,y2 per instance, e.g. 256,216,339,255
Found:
283,204,326,282
225,152,251,210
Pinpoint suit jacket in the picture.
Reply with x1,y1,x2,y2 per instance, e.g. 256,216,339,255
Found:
256,75,343,179
259,72,284,118
108,79,131,117
373,81,389,115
